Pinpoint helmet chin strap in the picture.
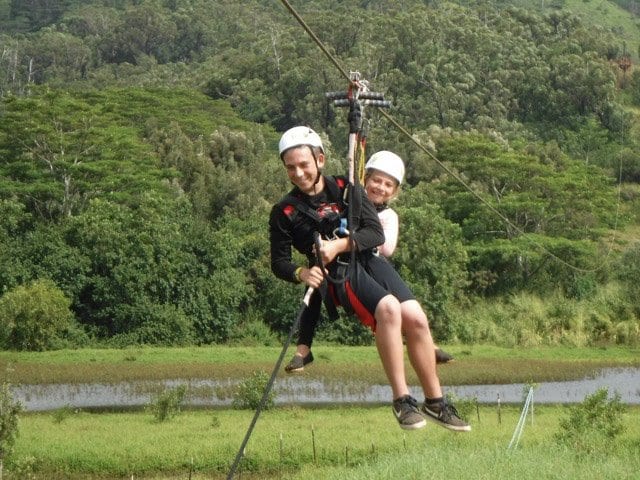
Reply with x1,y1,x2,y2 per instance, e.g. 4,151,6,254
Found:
311,148,322,189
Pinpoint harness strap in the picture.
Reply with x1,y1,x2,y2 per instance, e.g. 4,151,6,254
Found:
281,176,354,319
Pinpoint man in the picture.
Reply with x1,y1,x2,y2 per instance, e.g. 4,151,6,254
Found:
269,126,469,432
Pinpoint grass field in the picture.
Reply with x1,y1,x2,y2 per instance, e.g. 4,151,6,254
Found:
2,344,639,478
9,404,640,479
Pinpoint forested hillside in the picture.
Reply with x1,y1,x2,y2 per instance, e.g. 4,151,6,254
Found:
1,0,639,349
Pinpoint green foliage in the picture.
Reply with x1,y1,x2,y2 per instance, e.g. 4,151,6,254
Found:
629,69,640,105
614,147,640,183
393,184,469,339
148,384,187,422
0,88,172,220
555,388,627,455
232,370,274,410
0,382,22,463
444,392,476,423
449,283,639,347
0,200,33,296
65,195,255,345
0,0,637,347
51,405,77,424
107,302,195,347
420,133,618,296
0,279,82,351
227,314,279,347
617,242,640,314
315,313,375,346
0,0,625,140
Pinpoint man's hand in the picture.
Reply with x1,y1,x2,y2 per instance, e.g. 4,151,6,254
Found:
299,265,325,289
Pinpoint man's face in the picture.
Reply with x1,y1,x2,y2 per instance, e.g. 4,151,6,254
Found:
282,146,324,195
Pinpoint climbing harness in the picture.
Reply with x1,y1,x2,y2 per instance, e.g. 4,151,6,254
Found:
320,72,391,315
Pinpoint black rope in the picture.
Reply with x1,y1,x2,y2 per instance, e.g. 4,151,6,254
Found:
226,234,322,479
226,286,313,480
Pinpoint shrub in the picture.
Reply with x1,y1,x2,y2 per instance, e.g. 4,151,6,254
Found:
555,388,626,456
232,371,274,410
444,392,475,423
51,405,78,424
0,383,23,472
228,313,279,347
316,313,375,346
148,385,187,422
111,302,195,346
0,279,82,351
617,243,640,315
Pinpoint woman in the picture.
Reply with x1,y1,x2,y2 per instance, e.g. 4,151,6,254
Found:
285,150,454,373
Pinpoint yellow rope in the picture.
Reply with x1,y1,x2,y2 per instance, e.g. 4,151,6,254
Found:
357,137,366,184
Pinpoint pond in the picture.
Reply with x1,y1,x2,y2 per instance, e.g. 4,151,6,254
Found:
12,367,640,412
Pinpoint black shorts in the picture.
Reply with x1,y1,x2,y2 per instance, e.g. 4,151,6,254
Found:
326,252,415,331
362,253,415,303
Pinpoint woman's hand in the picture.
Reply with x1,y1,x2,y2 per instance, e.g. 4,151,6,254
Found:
315,237,350,266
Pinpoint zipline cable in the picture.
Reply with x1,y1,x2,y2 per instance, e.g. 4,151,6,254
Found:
278,0,621,274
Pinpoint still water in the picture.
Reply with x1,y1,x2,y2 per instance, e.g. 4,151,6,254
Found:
12,367,640,412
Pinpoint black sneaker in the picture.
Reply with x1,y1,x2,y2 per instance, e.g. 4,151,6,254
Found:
435,348,454,364
392,395,427,430
284,351,314,373
421,399,471,432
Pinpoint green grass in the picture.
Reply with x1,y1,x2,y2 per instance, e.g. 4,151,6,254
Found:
3,345,639,478
1,345,639,386
8,404,640,479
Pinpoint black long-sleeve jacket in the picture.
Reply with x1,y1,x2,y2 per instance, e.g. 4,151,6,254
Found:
269,175,384,283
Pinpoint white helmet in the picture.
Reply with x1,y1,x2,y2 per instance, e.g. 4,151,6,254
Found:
365,151,405,185
278,126,324,158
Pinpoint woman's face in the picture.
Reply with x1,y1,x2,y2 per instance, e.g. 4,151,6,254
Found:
282,146,324,195
365,169,398,205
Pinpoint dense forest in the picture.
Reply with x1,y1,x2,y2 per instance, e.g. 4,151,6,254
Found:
0,0,639,350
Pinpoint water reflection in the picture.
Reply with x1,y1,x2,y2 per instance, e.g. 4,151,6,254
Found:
12,367,640,412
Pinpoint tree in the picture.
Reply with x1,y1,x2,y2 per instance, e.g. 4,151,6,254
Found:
0,87,171,220
0,279,79,351
99,4,177,64
617,242,640,315
7,0,70,32
394,184,469,339
418,133,618,295
24,30,92,84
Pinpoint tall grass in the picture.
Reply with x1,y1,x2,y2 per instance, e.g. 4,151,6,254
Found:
8,404,640,479
449,283,640,347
